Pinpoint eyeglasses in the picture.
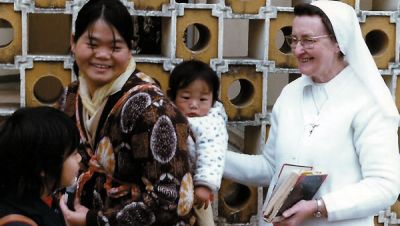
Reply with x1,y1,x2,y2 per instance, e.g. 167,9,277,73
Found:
285,34,331,49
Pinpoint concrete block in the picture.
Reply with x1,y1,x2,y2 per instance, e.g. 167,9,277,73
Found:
176,8,218,63
25,61,71,107
28,13,71,55
136,62,170,93
131,0,170,11
220,65,263,121
361,15,396,69
268,11,297,68
225,0,266,14
35,0,67,8
218,179,258,224
0,3,22,64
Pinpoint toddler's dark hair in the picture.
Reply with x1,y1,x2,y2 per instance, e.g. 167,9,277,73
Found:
168,60,220,105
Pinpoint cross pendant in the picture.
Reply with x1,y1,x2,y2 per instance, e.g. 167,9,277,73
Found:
309,123,319,136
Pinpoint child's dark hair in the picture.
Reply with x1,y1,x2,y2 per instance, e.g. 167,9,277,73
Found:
72,0,133,75
168,60,220,104
0,106,80,199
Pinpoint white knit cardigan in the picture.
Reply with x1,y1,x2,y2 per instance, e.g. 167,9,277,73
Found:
187,101,228,191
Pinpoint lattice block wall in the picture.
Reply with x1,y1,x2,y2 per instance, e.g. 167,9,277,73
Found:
0,0,399,225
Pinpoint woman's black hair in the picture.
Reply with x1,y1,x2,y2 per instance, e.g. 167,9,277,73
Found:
168,60,220,105
0,106,80,199
72,0,133,75
294,3,344,57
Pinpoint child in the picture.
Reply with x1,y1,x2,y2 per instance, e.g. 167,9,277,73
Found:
0,106,81,226
168,60,228,226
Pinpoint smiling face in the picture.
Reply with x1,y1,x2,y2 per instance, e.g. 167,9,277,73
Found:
175,79,213,117
292,15,344,83
71,19,132,92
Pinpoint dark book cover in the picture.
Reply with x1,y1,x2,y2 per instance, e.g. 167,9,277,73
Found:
263,164,328,223
277,173,328,216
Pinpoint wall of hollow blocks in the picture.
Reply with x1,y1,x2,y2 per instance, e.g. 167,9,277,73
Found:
0,0,399,225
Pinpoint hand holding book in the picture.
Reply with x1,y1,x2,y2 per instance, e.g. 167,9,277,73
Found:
263,164,328,223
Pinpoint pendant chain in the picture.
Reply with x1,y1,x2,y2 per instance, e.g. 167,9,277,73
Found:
308,87,326,136
311,89,326,116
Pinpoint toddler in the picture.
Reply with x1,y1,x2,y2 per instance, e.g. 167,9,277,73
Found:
168,60,228,226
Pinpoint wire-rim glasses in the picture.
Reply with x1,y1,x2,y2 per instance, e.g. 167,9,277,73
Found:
285,34,331,49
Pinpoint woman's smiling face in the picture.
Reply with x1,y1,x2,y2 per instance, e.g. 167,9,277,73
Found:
71,19,131,90
291,15,342,83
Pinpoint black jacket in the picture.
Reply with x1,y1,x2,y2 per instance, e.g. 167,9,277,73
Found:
0,196,66,226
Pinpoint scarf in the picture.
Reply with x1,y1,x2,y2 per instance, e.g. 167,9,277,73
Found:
78,58,136,117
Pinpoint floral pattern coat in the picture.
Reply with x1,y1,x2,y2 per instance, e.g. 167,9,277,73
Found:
61,72,195,226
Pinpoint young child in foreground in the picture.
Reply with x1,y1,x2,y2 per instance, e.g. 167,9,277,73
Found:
0,106,81,226
168,60,228,226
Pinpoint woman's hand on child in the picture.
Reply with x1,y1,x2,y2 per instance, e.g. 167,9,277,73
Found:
59,194,89,226
194,186,213,209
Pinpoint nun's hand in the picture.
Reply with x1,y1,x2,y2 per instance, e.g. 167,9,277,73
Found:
273,200,316,226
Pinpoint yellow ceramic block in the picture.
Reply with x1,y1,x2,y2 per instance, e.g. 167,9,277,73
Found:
339,0,356,8
35,0,66,8
25,62,71,107
136,62,170,93
268,12,297,68
130,0,170,10
220,65,263,121
372,0,398,11
360,16,396,69
28,13,71,55
225,0,267,14
0,3,22,64
176,9,218,64
218,179,258,223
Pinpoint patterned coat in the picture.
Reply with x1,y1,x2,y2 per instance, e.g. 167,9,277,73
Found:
61,72,196,226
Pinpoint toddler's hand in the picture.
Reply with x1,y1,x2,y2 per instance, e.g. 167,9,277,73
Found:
194,186,213,209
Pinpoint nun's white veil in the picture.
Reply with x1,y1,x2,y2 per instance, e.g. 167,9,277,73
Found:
311,0,399,119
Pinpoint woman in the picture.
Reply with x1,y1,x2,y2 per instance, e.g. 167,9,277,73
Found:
58,0,195,225
0,106,81,226
224,1,400,226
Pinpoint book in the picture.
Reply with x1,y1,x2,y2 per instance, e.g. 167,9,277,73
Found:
263,164,328,223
